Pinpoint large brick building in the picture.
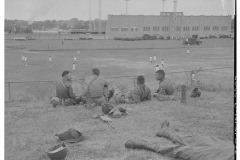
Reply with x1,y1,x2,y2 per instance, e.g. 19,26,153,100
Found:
106,12,232,39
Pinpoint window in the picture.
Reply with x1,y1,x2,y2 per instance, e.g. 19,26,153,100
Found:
162,26,169,31
176,26,181,32
121,27,128,32
130,27,138,31
192,26,199,31
143,26,150,31
204,26,210,31
183,26,190,31
212,26,219,31
153,26,160,31
222,26,228,31
111,27,118,31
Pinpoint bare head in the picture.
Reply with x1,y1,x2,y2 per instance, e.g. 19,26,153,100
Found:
155,69,165,81
137,75,145,85
92,68,100,76
62,70,72,81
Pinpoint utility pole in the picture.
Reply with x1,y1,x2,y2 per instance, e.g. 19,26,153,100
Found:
89,0,92,30
161,0,167,12
98,0,102,36
173,0,177,38
124,0,130,15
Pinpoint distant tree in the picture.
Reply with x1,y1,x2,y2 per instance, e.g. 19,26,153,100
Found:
24,27,33,33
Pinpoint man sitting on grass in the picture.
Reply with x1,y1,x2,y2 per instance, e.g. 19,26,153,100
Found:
112,75,151,104
153,69,177,101
82,68,114,107
54,70,84,106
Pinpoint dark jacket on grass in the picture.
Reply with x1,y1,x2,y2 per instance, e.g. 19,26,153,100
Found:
121,84,151,104
56,78,76,100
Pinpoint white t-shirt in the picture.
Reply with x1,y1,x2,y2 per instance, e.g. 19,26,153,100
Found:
22,56,25,60
72,64,76,70
150,57,152,61
153,56,156,61
24,57,27,61
49,57,52,61
74,57,77,61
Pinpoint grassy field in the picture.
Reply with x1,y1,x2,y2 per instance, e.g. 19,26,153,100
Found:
5,38,234,160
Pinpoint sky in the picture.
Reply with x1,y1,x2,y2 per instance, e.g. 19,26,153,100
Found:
5,0,235,21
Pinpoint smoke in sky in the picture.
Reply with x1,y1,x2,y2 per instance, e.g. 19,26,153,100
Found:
26,0,54,22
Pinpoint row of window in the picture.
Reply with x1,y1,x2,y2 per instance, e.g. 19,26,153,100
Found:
111,26,229,32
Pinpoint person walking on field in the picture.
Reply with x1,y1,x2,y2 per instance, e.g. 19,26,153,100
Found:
161,59,165,69
21,55,25,66
72,63,76,73
49,56,52,68
24,56,28,67
73,56,77,64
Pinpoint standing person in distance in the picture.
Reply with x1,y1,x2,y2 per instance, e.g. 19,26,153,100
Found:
49,56,52,68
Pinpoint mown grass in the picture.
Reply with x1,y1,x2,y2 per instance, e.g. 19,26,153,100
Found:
5,39,234,159
5,90,233,160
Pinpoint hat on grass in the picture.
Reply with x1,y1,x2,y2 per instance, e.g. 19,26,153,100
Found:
47,142,67,160
55,128,83,143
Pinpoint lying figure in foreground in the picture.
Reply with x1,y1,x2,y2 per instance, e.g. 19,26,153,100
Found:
125,121,234,160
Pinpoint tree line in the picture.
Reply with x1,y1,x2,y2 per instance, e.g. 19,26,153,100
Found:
5,18,107,34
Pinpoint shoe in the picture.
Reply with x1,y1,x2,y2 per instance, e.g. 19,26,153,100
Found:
125,140,155,152
125,140,146,149
161,120,170,129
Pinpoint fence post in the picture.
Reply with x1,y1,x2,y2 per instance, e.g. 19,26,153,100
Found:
181,85,186,104
133,75,136,87
8,82,11,100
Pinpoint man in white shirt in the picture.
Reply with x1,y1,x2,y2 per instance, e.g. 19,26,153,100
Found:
49,56,52,67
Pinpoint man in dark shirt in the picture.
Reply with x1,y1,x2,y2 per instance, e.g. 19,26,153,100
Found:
153,70,177,101
56,70,83,105
113,75,151,104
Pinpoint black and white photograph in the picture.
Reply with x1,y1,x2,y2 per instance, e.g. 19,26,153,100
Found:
4,0,236,159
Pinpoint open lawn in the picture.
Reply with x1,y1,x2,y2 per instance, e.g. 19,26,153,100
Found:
5,39,235,160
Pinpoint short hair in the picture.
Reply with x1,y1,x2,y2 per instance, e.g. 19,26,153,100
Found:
156,69,165,76
62,70,71,77
92,68,100,76
137,75,145,84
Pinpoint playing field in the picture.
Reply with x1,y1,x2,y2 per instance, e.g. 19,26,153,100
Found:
5,38,235,160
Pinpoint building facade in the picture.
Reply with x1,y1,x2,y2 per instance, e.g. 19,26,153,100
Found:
106,12,232,39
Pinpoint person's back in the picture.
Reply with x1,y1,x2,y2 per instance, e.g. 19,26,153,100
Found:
89,76,108,98
125,75,151,104
131,84,151,102
159,76,175,95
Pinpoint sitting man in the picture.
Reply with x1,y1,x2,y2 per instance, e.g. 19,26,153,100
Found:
82,68,113,107
113,75,151,104
55,70,83,106
153,69,177,101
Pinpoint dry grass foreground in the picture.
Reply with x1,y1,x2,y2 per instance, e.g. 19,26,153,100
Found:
5,90,234,160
